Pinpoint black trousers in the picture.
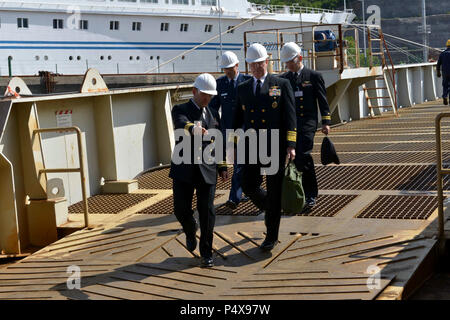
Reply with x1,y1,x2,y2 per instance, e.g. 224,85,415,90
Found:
172,174,216,258
241,162,284,241
295,119,318,199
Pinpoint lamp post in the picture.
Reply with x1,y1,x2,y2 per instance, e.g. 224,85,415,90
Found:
218,0,223,56
358,0,366,65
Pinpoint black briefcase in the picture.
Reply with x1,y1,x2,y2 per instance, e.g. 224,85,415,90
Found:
321,136,340,165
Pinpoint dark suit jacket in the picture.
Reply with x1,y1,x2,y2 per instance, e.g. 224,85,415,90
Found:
280,68,331,126
233,73,297,152
169,99,226,185
209,73,252,131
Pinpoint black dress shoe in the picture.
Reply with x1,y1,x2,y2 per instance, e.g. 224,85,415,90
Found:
225,200,237,210
200,257,214,268
444,97,449,105
259,239,277,251
305,197,316,207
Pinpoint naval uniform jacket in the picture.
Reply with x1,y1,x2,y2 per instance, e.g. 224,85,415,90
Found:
209,73,252,131
169,99,227,185
233,73,297,157
280,68,331,152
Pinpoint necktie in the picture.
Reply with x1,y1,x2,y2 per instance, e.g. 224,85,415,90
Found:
230,79,235,88
293,72,298,82
255,79,261,97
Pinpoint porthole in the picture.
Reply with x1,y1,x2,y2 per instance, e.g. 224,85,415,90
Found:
136,56,140,60
35,56,40,61
150,56,153,60
44,55,48,61
69,56,73,61
129,56,133,60
100,56,104,60
108,56,112,60
77,56,81,60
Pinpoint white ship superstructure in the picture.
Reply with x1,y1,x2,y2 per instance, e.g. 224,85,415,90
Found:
0,0,355,75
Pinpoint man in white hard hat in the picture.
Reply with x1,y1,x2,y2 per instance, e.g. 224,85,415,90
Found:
279,42,331,209
210,51,252,210
169,73,228,268
233,43,297,251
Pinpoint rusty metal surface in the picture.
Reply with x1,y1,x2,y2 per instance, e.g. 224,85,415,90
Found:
69,194,156,214
316,165,450,191
136,194,221,215
0,221,435,300
355,195,439,220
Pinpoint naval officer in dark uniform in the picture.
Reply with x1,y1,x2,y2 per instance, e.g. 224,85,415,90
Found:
280,42,331,208
209,51,252,210
169,73,228,268
233,43,297,251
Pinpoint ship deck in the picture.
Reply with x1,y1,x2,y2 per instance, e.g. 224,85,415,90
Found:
1,101,449,300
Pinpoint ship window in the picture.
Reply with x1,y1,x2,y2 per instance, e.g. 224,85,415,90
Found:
53,19,63,29
44,55,48,61
201,0,216,5
79,20,88,30
150,56,153,60
136,56,140,60
110,21,119,30
180,23,188,32
160,23,169,31
77,56,81,60
108,56,112,60
69,56,73,61
100,56,104,60
35,56,40,61
130,56,133,60
227,26,235,34
132,22,141,31
172,0,188,4
204,24,212,32
17,18,29,29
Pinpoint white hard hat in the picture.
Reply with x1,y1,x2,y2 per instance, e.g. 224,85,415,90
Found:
280,42,301,63
193,73,217,95
220,51,239,68
245,43,269,63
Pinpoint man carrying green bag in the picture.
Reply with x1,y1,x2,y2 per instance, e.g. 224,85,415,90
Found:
281,160,305,214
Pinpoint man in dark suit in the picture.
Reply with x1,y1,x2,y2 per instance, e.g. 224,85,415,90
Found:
233,43,297,251
279,42,331,208
437,39,450,105
169,73,228,268
210,51,252,210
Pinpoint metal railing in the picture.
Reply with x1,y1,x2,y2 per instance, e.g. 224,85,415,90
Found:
435,113,450,243
33,126,90,228
250,3,353,15
243,23,346,74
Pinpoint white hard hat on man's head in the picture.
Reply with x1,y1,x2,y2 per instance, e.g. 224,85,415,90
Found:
280,42,302,63
245,43,269,63
220,51,239,68
193,73,217,96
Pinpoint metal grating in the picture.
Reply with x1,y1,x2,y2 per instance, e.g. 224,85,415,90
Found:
289,195,358,217
313,151,450,165
215,199,262,216
316,165,450,191
138,168,173,189
68,193,156,214
137,194,222,215
356,195,439,220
